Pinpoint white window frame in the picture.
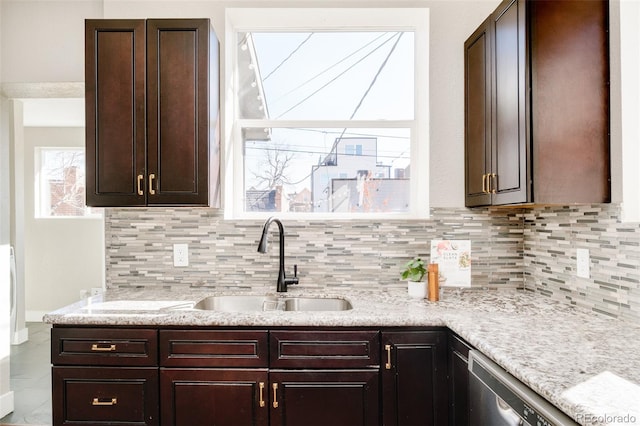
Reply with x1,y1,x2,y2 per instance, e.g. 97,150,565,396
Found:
224,7,429,220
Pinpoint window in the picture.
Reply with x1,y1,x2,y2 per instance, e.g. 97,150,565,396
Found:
226,8,429,219
345,144,363,156
35,148,100,218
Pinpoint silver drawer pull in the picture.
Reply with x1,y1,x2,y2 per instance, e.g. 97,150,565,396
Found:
91,343,116,352
92,397,117,406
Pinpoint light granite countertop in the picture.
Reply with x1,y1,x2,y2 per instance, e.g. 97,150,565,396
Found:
44,286,640,426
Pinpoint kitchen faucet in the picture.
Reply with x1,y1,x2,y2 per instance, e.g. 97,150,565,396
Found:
257,217,299,292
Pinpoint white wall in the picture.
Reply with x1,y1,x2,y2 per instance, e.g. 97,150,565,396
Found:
0,244,13,418
0,1,15,415
20,126,104,319
0,0,102,83
618,0,640,220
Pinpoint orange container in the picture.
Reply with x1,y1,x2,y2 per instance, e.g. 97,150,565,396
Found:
427,263,439,302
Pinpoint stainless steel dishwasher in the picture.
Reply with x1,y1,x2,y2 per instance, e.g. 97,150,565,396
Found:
468,350,578,426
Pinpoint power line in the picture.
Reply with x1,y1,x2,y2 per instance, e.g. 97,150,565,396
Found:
275,32,400,119
333,32,405,154
271,32,391,106
347,32,404,123
295,128,410,140
263,33,314,81
246,127,410,140
245,145,410,161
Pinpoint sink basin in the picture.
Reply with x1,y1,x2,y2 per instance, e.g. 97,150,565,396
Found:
192,295,278,312
283,297,352,312
191,295,352,312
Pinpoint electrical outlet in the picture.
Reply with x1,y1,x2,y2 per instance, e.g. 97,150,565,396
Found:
576,248,590,279
91,287,103,296
173,243,189,267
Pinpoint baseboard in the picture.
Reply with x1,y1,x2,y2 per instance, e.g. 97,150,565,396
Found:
0,390,15,418
10,327,29,345
25,310,49,322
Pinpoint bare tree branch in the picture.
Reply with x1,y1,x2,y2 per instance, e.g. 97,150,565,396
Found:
252,143,295,189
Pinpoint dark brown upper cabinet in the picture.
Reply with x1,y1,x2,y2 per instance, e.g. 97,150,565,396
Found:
464,0,610,207
85,19,220,207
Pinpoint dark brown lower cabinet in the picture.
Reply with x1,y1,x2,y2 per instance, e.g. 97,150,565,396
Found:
52,366,159,425
160,368,269,426
382,330,448,426
270,370,379,426
448,334,472,426
52,326,452,426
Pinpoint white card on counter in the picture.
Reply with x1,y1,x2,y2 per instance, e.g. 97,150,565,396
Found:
430,240,471,287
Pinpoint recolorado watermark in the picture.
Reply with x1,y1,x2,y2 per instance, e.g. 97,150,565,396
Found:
576,413,637,424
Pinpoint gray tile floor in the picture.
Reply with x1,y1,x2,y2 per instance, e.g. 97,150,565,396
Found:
1,322,52,426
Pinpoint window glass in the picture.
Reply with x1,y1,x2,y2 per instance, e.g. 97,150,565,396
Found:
239,31,414,121
243,127,410,213
35,148,100,218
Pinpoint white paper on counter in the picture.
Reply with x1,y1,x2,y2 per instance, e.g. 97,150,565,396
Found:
430,240,471,287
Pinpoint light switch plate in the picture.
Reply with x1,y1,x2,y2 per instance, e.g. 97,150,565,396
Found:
576,248,590,279
173,243,189,267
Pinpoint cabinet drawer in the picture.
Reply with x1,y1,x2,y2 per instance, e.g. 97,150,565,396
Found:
52,328,157,366
159,330,269,367
270,330,380,368
52,366,158,425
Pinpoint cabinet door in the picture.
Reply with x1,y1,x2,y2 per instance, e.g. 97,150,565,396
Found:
270,370,379,426
160,368,269,426
146,19,212,206
448,334,472,426
53,366,158,425
85,19,147,207
382,330,448,426
464,17,492,207
490,0,528,205
529,0,610,203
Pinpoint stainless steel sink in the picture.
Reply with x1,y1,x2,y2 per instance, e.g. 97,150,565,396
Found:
283,297,352,312
191,295,352,312
192,295,279,312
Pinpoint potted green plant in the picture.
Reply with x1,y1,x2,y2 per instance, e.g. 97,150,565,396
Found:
401,257,427,298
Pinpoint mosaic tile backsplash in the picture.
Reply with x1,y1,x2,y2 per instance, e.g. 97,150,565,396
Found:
104,203,640,323
105,207,524,292
523,204,640,323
